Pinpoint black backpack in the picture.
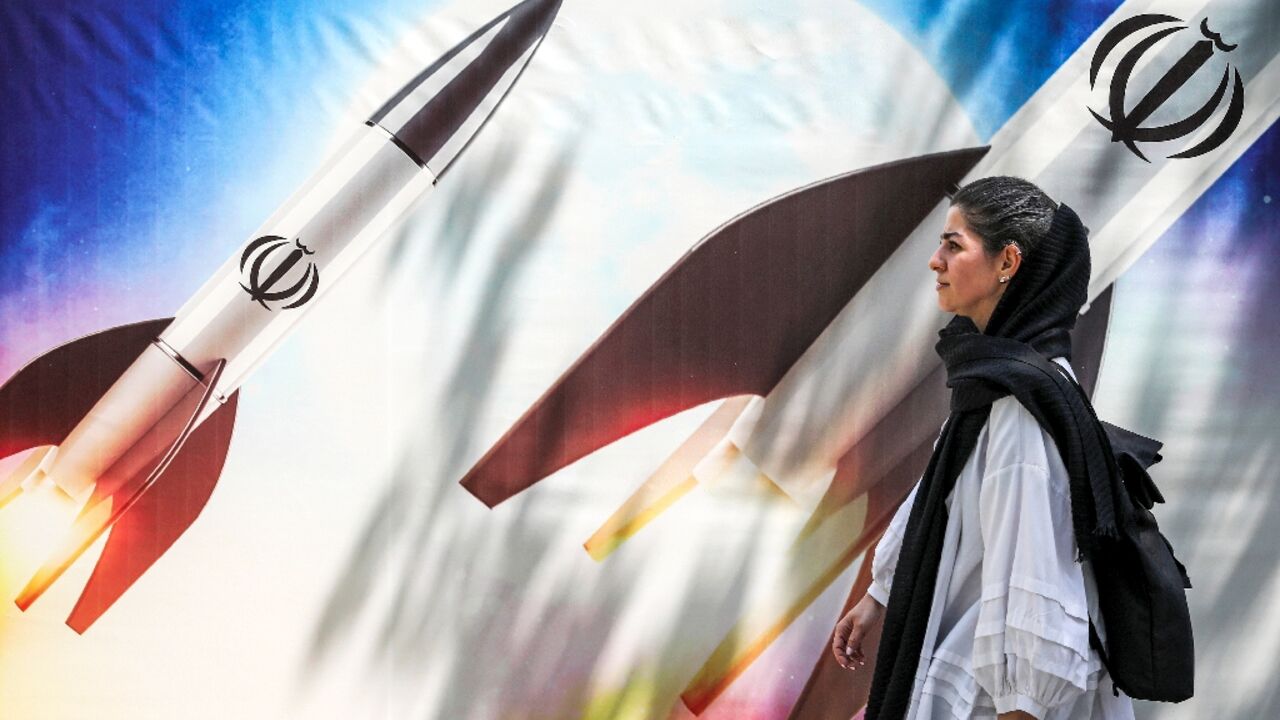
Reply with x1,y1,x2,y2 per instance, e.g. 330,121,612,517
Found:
1088,420,1195,702
1046,357,1195,702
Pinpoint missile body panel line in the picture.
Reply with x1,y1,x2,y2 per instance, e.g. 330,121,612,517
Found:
152,338,205,384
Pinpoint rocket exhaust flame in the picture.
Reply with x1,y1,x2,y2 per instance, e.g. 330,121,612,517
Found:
14,359,226,613
0,476,81,595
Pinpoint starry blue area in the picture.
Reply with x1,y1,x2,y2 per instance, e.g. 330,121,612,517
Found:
0,0,434,361
1174,117,1277,256
858,0,1124,138
0,0,435,247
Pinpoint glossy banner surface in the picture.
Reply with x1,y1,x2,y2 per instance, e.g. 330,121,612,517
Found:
0,1,1275,718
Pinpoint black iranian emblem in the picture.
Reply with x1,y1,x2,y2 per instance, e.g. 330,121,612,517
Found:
239,235,320,311
1089,14,1244,162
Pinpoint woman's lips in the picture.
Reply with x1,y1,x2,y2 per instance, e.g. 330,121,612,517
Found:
935,281,949,290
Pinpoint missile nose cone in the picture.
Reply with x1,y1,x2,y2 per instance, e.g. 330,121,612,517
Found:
369,0,563,179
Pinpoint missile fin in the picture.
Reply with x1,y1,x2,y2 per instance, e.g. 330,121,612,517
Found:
14,360,236,630
66,389,238,633
1070,283,1113,398
460,147,989,507
0,319,174,459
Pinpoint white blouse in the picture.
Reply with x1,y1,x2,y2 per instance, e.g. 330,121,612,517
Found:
867,358,1134,720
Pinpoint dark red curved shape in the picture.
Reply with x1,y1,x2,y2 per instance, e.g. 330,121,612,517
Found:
460,147,989,507
0,316,241,631
67,390,238,633
0,318,173,458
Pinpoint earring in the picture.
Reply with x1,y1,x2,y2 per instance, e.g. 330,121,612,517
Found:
999,276,1009,283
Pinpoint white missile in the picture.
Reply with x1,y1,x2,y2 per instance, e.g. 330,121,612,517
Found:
0,0,562,633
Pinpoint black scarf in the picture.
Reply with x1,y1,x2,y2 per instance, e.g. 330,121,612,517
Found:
865,203,1127,719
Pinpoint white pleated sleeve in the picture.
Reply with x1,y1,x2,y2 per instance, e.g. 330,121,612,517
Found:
868,421,948,607
972,398,1095,718
867,480,918,606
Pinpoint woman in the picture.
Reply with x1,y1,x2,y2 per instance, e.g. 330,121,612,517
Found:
830,177,1134,720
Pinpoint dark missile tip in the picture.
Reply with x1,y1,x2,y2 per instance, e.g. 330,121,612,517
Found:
370,0,565,178
509,0,565,45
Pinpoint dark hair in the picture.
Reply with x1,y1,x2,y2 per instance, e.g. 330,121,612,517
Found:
950,176,1058,259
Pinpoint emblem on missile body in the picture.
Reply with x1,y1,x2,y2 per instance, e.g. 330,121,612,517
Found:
239,235,320,311
1089,14,1244,162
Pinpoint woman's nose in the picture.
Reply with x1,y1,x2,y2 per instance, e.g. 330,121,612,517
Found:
928,248,944,272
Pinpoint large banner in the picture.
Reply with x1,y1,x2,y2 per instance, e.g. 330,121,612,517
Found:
0,1,1276,718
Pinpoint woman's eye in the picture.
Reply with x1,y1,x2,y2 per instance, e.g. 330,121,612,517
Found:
949,242,960,250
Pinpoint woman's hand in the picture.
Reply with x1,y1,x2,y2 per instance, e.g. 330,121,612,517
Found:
831,593,886,670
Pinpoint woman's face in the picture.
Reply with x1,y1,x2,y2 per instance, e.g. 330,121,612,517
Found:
929,205,1015,330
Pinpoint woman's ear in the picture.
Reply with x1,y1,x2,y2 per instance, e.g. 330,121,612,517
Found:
1002,244,1022,276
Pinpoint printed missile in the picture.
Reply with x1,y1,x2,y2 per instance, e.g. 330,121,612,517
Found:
0,0,562,633
455,5,1278,714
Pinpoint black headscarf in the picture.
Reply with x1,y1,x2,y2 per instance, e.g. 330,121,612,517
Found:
865,203,1126,719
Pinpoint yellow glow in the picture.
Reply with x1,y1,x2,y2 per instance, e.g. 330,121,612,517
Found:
681,494,871,714
583,396,758,561
0,479,81,598
584,475,699,560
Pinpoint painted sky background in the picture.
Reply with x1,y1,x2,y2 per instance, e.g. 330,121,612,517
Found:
0,0,1276,718
0,0,1119,371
